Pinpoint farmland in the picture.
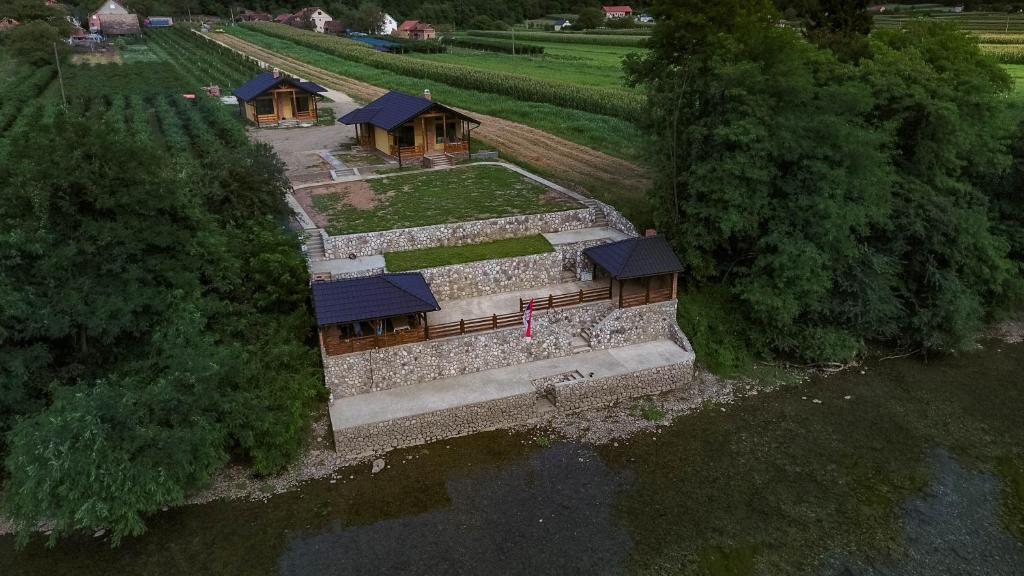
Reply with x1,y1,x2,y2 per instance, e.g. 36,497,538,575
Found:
223,25,647,164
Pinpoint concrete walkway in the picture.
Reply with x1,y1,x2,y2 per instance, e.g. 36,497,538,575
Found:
310,255,385,277
330,339,693,430
427,279,608,324
543,226,629,245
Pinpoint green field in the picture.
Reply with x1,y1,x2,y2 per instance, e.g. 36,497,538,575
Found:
311,164,581,235
384,234,554,271
406,38,640,91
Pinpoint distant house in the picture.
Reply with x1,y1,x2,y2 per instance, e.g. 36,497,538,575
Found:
338,89,479,166
602,5,633,18
0,17,20,32
552,18,571,31
395,19,435,40
637,13,653,23
290,7,332,33
238,10,271,22
89,0,140,35
274,13,291,24
233,69,326,127
381,12,398,34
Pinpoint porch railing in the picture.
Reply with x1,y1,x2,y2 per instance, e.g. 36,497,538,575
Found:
442,141,468,153
519,286,612,313
322,326,427,356
390,144,425,157
427,312,523,340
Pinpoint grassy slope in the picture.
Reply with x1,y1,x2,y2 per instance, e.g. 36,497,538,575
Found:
313,165,580,234
384,234,554,271
405,38,641,90
226,27,646,163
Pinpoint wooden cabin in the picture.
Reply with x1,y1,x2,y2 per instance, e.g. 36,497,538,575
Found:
583,234,683,308
312,273,441,357
338,90,479,167
232,70,326,127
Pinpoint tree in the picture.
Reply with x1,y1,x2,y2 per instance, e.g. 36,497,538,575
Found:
575,6,604,29
804,0,873,61
628,0,1022,364
5,21,67,66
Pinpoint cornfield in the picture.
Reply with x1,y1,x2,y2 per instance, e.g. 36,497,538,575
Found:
467,30,648,47
975,33,1024,45
445,36,545,55
245,23,642,121
979,43,1024,64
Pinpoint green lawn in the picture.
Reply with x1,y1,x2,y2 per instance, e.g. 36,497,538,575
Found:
1003,63,1024,102
312,164,580,234
404,38,642,91
384,234,554,271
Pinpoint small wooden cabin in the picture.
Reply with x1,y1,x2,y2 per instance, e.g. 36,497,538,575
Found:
338,89,479,167
583,235,683,308
232,70,326,127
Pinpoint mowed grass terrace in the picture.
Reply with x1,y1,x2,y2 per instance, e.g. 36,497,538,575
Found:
309,164,581,235
384,234,554,272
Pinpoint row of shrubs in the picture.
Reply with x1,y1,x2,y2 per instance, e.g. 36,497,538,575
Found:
467,29,648,47
445,36,545,55
244,22,642,121
379,35,449,53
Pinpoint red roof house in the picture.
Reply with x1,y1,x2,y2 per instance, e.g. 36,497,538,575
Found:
602,5,633,18
395,19,435,40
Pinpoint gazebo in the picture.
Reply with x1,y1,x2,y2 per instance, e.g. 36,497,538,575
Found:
583,235,683,308
312,273,441,356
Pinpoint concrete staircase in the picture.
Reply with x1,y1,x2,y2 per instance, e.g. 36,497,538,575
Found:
571,336,592,355
303,230,326,262
580,198,610,227
423,153,454,168
330,167,360,181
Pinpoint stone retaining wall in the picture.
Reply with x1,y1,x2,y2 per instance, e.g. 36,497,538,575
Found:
323,208,596,258
420,251,563,300
334,389,537,458
589,300,679,350
323,301,614,398
552,362,695,413
553,238,612,274
594,199,639,237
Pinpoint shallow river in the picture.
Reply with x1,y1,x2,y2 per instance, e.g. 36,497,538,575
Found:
2,342,1023,575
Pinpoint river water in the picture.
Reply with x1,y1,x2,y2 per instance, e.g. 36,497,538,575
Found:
2,342,1023,575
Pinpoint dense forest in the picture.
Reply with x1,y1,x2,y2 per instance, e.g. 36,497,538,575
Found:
631,0,1024,369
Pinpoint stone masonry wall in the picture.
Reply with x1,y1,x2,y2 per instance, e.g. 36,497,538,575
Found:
594,199,639,237
334,389,537,458
552,362,695,413
419,251,562,300
323,300,614,398
323,208,596,258
553,238,611,274
588,300,679,350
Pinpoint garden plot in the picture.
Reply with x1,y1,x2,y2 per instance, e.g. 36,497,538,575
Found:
297,164,581,235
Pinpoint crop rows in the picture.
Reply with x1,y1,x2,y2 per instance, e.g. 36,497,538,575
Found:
149,28,261,89
445,36,545,55
467,30,648,47
979,44,1024,64
562,28,653,36
244,22,642,121
976,34,1024,45
0,66,55,134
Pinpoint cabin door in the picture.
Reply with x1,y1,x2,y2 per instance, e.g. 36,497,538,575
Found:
424,118,436,152
277,92,294,119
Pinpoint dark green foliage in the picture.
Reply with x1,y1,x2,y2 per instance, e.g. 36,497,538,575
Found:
575,7,605,30
445,35,544,54
630,0,1024,364
3,21,67,65
804,0,874,61
0,65,320,542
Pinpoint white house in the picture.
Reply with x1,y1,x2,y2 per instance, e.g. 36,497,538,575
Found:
381,12,397,34
602,5,633,19
292,7,332,33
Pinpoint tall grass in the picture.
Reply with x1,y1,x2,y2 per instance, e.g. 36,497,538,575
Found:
469,30,648,47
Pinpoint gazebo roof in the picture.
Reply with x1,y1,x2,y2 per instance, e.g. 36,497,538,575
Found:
311,273,440,327
232,72,326,102
338,90,477,131
584,235,683,280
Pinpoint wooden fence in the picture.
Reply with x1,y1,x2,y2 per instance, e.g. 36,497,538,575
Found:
427,311,524,340
519,286,612,313
620,288,673,308
321,326,427,356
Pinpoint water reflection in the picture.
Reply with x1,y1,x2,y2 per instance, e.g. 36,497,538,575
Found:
820,449,1024,575
279,443,632,575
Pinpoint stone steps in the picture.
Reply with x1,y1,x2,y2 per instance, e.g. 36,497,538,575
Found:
571,336,592,354
304,231,326,261
535,396,557,414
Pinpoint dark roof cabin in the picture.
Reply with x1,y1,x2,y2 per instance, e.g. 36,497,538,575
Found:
584,235,683,308
312,273,441,356
233,70,326,126
338,90,479,167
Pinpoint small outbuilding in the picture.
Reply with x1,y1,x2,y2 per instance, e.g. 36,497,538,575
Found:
602,5,633,18
0,17,20,32
313,273,441,356
89,0,140,35
338,89,479,166
584,235,683,308
233,70,326,127
395,19,435,40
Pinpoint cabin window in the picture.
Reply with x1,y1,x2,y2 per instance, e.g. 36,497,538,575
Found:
397,125,416,147
255,97,275,116
295,95,311,114
435,120,458,143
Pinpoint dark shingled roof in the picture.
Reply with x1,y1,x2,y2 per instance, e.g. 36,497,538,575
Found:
338,90,477,131
232,72,326,102
584,236,684,280
99,13,140,35
311,273,440,327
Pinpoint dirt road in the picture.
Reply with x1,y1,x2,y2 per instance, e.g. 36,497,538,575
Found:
206,32,652,199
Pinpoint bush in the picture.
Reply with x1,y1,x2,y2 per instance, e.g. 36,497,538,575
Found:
468,29,648,47
445,36,545,54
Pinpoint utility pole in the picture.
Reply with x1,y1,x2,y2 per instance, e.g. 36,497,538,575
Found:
511,26,515,62
53,42,67,111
